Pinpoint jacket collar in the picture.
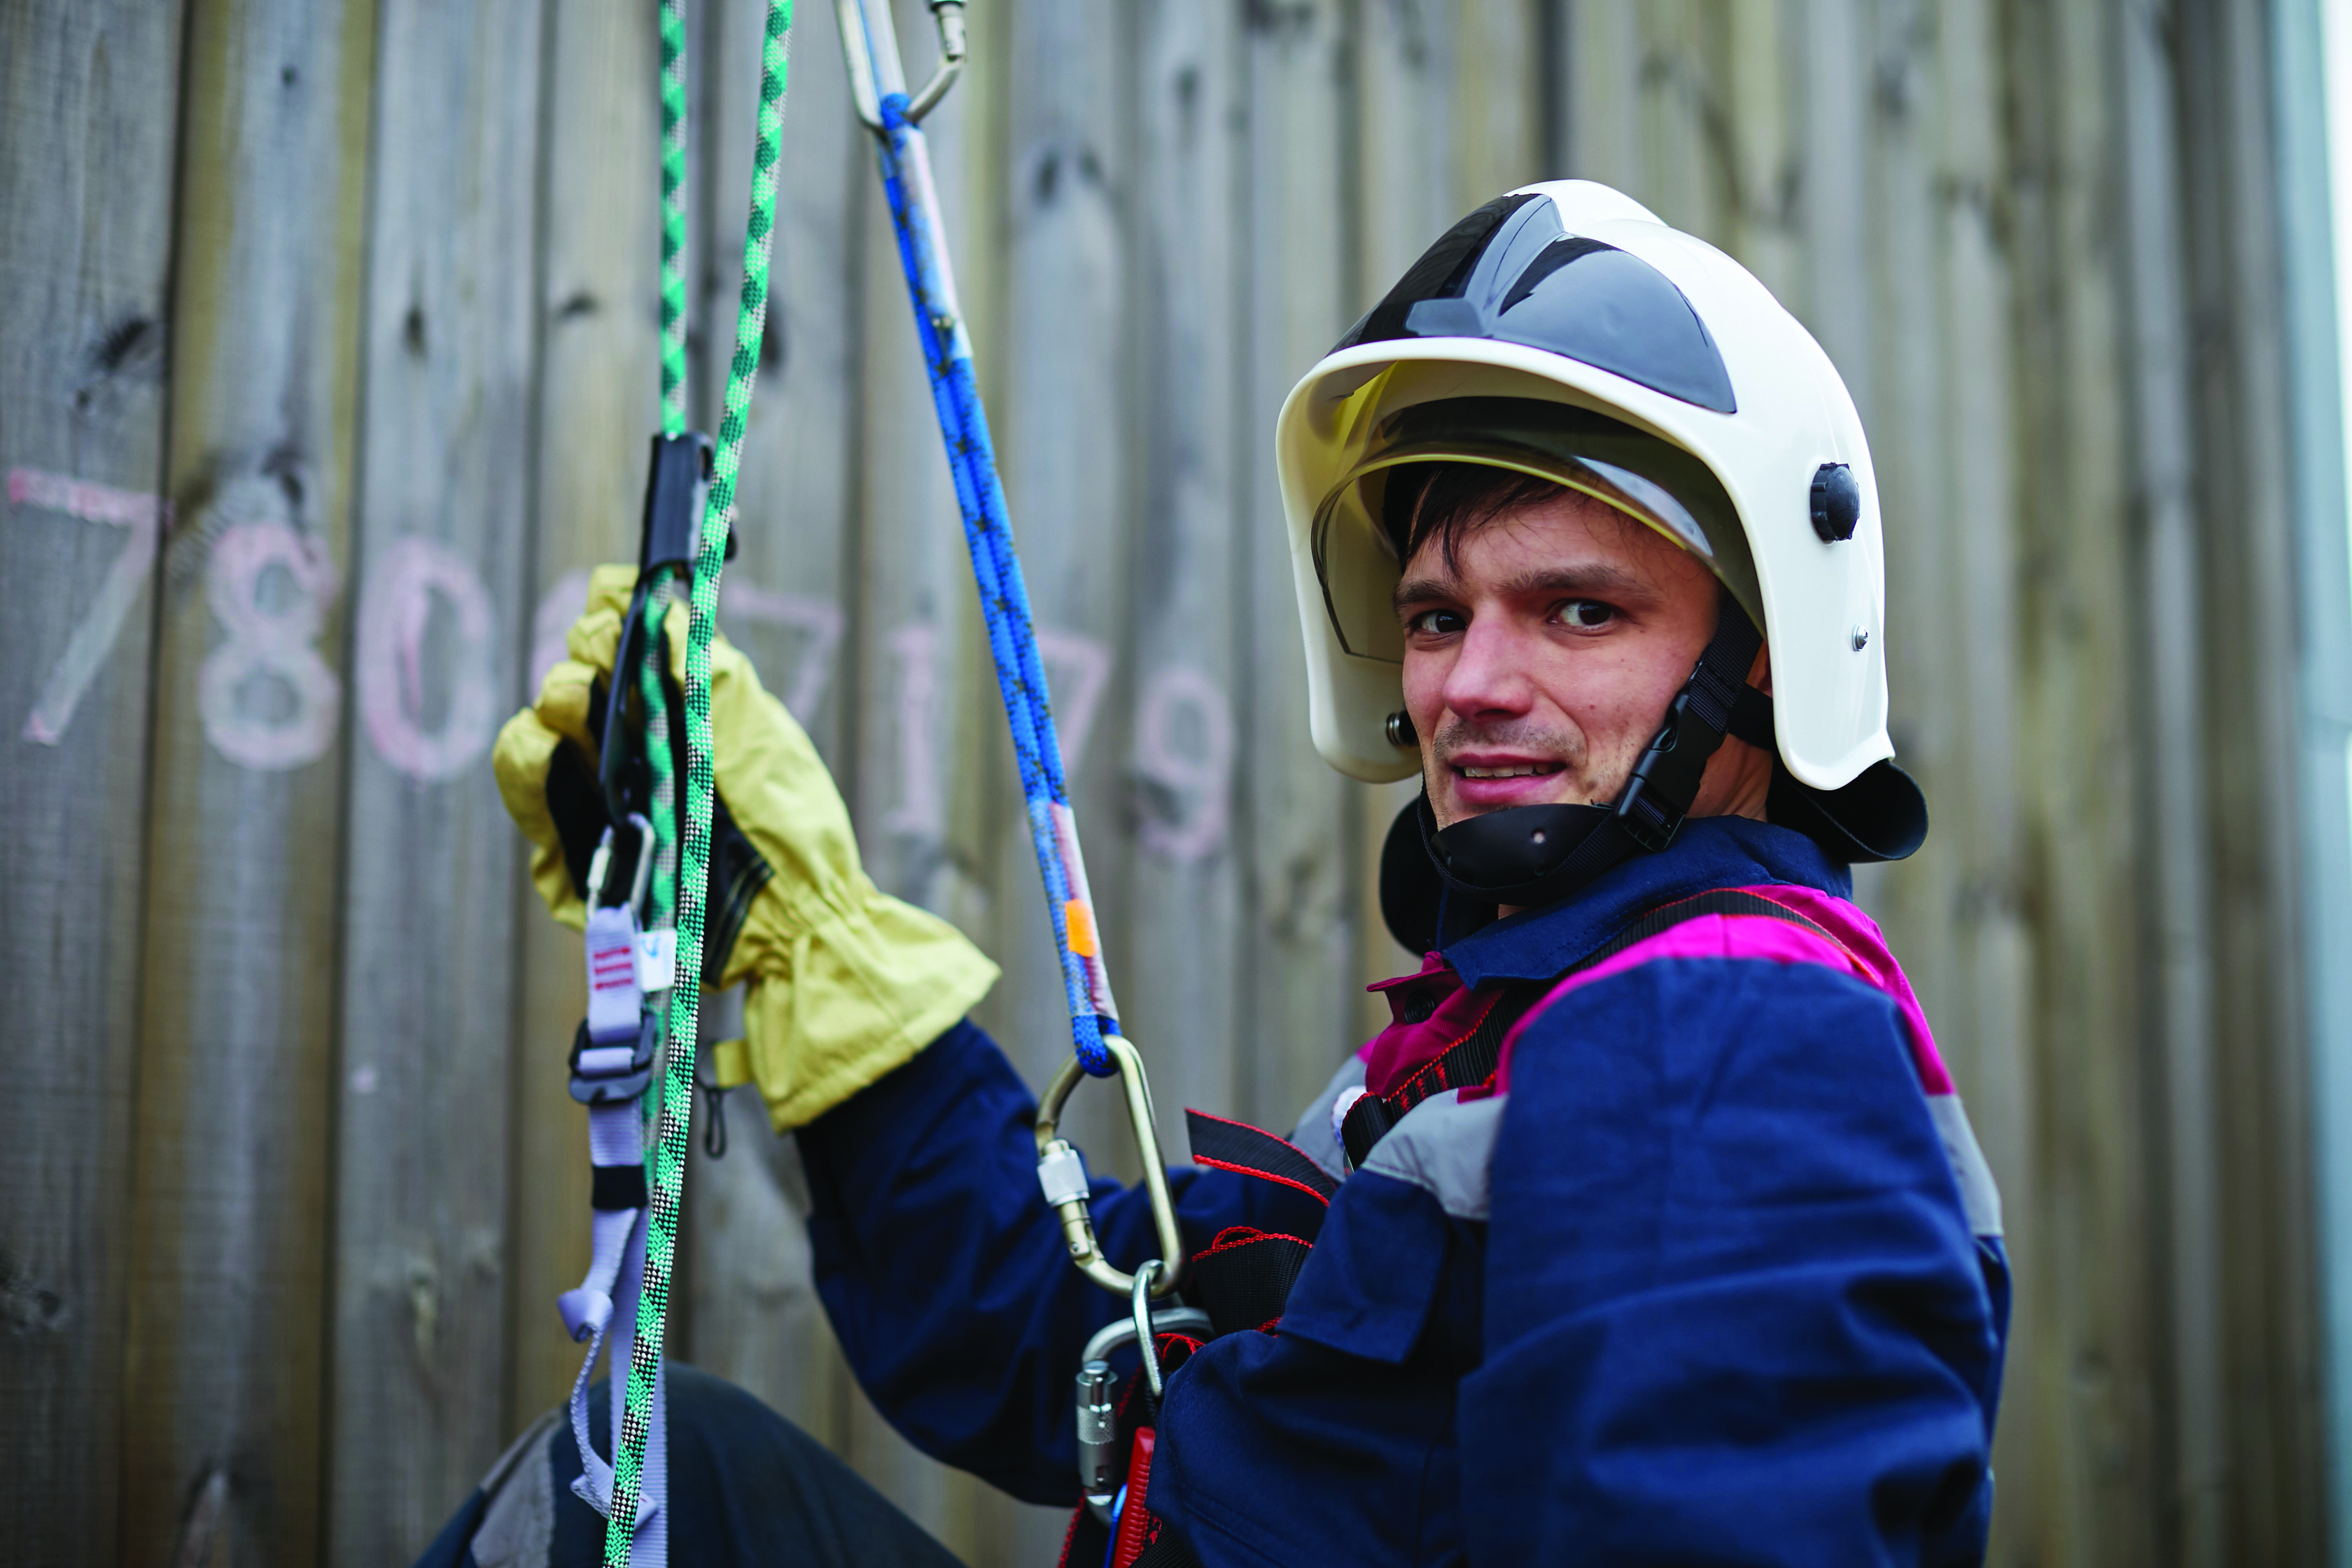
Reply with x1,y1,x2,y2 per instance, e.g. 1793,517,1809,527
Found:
1439,816,1854,988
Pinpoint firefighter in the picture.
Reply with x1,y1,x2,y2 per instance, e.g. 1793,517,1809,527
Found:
458,180,2003,1568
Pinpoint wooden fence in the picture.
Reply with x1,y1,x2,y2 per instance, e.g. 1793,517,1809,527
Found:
4,1,2343,1564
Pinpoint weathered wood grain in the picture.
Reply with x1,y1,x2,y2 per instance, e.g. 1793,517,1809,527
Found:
969,1,1147,1557
0,4,181,1561
326,1,548,1558
10,0,2344,1558
2171,0,2327,1556
505,0,666,1436
2269,0,2352,1555
1126,0,1250,1147
2114,9,2227,1558
992,0,1133,1114
1236,0,1362,1133
682,0,864,1459
1347,2,1466,1041
118,4,376,1565
834,0,1014,1552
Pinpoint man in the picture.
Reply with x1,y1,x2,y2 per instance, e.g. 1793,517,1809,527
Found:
445,180,2005,1567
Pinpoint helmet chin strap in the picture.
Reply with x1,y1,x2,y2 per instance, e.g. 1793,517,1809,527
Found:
1417,601,1765,914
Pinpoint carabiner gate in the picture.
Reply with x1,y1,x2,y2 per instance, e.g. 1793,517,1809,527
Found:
1034,1034,1185,1300
834,0,966,132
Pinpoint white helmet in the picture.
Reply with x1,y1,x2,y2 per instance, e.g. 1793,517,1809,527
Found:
1275,179,1922,882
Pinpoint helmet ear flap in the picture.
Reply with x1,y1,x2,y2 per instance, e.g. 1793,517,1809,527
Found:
1380,795,1450,953
1765,760,1928,864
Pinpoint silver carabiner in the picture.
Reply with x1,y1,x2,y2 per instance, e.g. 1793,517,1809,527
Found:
1073,1280,1208,1521
1035,1034,1186,1300
584,814,657,916
835,0,965,132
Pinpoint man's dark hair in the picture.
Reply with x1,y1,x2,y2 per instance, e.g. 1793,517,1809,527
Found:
1378,461,1576,570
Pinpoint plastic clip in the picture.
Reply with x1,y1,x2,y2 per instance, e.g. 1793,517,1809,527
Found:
639,430,718,574
568,1011,659,1105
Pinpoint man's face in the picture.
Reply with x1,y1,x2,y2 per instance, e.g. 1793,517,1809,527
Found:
1395,490,1758,830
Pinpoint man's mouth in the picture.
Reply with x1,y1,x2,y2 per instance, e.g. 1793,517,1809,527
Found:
1456,762,1565,779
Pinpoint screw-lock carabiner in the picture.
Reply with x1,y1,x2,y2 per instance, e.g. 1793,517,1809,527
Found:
1035,1035,1186,1301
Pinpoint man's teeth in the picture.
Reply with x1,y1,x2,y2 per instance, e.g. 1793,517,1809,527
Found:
1460,764,1556,779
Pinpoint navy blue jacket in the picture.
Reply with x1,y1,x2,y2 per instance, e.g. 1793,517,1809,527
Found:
798,818,2009,1565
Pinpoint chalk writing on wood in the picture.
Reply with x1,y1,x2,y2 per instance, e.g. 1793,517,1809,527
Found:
1133,665,1234,862
883,621,941,837
199,512,341,770
1037,626,1112,774
356,534,499,782
722,580,844,722
10,467,167,744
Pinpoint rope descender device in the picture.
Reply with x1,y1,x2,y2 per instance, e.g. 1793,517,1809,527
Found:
832,0,1185,1306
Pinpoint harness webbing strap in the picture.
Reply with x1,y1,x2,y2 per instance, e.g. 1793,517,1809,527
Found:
1340,889,1836,1168
599,6,793,1564
1187,1227,1316,1338
1182,1111,1338,1204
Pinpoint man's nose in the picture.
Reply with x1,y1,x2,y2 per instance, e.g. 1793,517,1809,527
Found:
1439,617,1537,720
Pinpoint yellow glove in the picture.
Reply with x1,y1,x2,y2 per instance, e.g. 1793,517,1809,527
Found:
493,565,998,1130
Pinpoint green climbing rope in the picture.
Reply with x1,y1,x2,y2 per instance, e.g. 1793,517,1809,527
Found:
635,576,678,1138
603,2,791,1560
658,0,690,437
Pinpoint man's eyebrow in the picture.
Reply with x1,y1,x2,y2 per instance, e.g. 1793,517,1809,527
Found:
1392,562,1652,614
1392,573,1460,612
1497,563,1652,599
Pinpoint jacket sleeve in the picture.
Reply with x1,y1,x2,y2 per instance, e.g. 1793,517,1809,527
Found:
1462,957,2001,1566
794,1019,1331,1506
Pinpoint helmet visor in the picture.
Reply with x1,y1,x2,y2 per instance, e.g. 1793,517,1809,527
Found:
1334,192,1738,414
1311,397,1760,663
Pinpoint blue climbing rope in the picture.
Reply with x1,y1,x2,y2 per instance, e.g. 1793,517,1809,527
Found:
871,88,1121,1077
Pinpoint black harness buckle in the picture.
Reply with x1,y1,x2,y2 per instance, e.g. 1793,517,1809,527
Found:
1610,690,1716,855
567,1011,659,1105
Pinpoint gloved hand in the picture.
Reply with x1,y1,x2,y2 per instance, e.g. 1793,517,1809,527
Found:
493,565,998,1130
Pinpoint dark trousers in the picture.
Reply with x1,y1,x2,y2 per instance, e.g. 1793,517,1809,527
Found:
415,1364,967,1568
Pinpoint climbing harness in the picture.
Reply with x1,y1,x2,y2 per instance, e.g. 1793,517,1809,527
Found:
830,0,1182,1299
540,4,795,1566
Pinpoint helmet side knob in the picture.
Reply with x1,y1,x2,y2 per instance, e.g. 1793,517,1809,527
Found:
1809,463,1861,542
1386,709,1418,748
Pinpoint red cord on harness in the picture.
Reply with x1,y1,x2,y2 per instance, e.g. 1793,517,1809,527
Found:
1111,1427,1158,1568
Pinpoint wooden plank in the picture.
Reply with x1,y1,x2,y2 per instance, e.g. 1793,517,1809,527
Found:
326,1,548,1558
1955,2,2152,1560
115,3,376,1564
1349,2,1460,1040
1450,0,1542,204
834,0,1014,1551
1125,0,1252,1132
1562,0,1644,191
2113,3,2225,1560
984,0,1135,1154
2167,0,2327,1555
1236,0,1360,1132
1630,0,1713,231
682,0,865,1455
2267,0,2352,1554
0,4,182,1560
505,0,666,1436
960,0,1147,1557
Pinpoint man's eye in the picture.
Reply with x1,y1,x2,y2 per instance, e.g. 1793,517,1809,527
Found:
1556,599,1617,629
1408,608,1466,636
